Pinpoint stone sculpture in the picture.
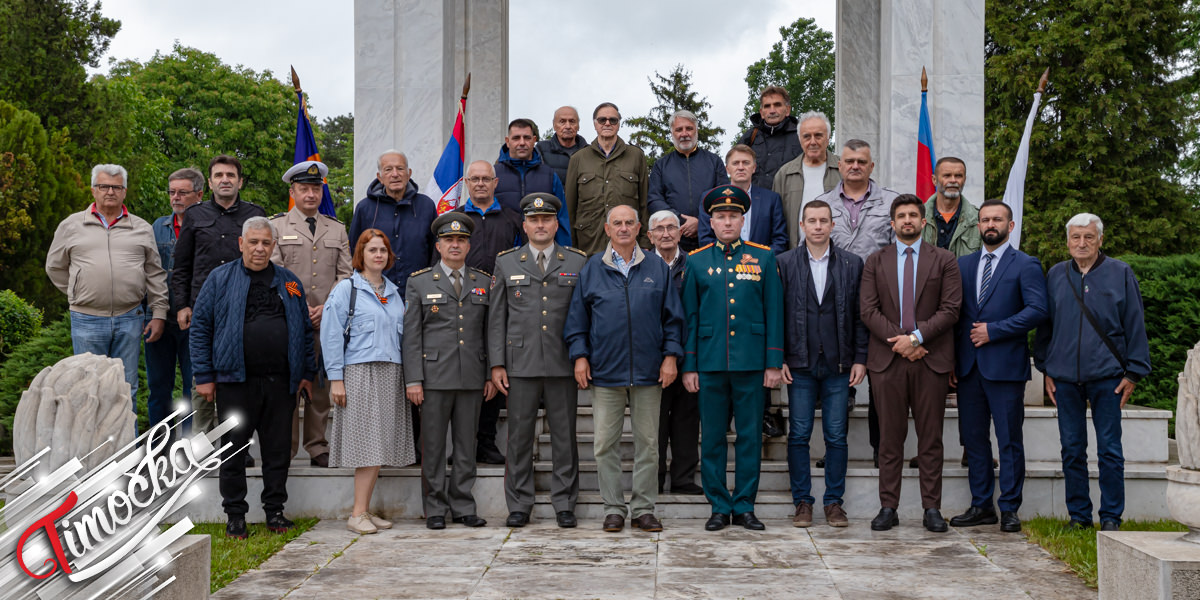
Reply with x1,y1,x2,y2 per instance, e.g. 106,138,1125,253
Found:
12,352,137,475
1167,340,1200,543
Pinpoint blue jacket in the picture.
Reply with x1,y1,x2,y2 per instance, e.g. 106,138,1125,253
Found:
776,243,868,371
647,148,729,219
152,214,181,319
189,261,316,394
1034,254,1151,384
956,247,1048,381
320,271,406,380
564,246,685,387
699,185,788,254
494,145,572,247
349,179,437,293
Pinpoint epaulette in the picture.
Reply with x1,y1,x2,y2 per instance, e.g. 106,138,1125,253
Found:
410,267,432,277
689,243,714,256
565,246,587,257
470,267,492,278
744,241,771,251
319,213,344,225
497,247,520,257
270,212,287,219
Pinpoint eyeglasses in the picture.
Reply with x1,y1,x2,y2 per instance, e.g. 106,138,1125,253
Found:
650,225,679,235
94,184,126,193
167,189,197,197
595,117,620,125
466,176,495,184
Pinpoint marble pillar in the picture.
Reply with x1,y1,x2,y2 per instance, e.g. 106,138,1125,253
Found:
836,0,985,203
353,0,508,204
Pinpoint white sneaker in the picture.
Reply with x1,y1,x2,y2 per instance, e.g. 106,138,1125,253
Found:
366,512,393,530
347,513,378,534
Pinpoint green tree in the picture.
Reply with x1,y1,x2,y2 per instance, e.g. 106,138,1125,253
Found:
626,65,725,165
316,113,354,208
985,0,1200,265
739,17,835,133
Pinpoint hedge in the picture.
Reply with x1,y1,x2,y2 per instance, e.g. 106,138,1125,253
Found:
1120,253,1200,417
0,289,42,359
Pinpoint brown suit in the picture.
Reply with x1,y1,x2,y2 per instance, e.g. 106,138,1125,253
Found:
860,240,961,510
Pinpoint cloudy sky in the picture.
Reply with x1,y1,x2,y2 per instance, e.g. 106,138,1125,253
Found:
94,0,835,149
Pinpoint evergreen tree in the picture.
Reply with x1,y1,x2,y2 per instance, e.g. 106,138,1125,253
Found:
626,65,725,164
738,17,835,133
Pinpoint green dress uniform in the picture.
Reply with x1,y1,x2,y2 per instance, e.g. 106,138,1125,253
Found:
681,187,784,519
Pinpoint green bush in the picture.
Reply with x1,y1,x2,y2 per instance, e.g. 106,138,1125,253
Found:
0,314,72,451
1120,253,1200,417
0,289,42,359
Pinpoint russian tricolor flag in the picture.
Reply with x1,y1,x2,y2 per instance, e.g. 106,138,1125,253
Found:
426,97,466,215
916,78,936,200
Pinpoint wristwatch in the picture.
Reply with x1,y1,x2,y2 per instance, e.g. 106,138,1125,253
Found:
908,334,920,348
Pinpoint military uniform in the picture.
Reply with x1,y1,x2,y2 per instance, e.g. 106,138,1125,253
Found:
488,193,587,522
402,213,491,525
681,186,784,526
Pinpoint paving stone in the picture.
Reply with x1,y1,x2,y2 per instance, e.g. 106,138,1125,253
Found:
211,569,313,599
471,565,658,600
491,539,657,567
656,567,842,599
286,567,482,600
657,538,822,569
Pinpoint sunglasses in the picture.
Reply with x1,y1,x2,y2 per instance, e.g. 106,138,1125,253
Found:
595,117,620,125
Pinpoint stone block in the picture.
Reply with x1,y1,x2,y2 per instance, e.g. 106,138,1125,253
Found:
157,534,211,600
1099,531,1200,600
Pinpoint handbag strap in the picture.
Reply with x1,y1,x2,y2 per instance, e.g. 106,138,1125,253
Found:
1066,271,1128,372
342,283,358,351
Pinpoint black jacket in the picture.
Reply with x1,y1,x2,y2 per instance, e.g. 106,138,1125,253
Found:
776,243,868,371
536,134,589,184
737,114,802,190
172,197,267,311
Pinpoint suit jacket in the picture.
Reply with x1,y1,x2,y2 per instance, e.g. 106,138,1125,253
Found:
488,243,587,378
402,265,490,390
860,240,962,374
698,185,788,254
955,247,1048,381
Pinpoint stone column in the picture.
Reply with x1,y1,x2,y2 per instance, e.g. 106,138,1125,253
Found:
836,0,985,203
353,0,508,204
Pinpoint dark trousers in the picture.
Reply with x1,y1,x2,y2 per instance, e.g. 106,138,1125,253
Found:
1055,376,1125,524
658,378,699,490
698,371,763,515
421,389,483,518
478,391,507,446
505,377,578,513
144,319,192,432
872,360,948,510
217,374,295,516
958,368,1026,512
867,378,879,451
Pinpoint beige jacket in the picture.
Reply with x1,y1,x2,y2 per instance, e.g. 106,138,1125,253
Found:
45,208,169,319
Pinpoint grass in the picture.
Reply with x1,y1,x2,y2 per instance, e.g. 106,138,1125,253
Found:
1023,516,1188,588
173,518,319,593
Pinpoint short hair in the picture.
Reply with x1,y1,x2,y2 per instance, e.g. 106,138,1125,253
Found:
593,102,621,120
553,106,579,121
352,228,396,272
978,200,1012,221
934,156,966,172
760,86,791,105
889,194,924,219
1065,213,1104,236
843,139,871,153
91,164,128,187
648,210,680,229
377,150,409,170
796,112,831,137
605,204,637,224
801,199,833,221
507,118,539,138
209,154,243,178
726,144,756,163
670,109,698,128
241,216,276,239
168,167,205,193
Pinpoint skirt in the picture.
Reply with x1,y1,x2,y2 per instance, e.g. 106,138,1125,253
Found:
328,361,416,468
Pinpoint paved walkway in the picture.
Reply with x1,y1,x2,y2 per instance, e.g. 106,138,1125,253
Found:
213,518,1095,599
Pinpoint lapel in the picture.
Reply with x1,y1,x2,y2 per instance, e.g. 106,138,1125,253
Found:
882,244,900,316
912,241,934,306
290,208,315,243
311,214,329,244
824,250,836,298
977,249,1015,309
545,245,565,277
432,267,463,301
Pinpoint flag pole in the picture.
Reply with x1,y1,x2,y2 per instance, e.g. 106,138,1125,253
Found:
1003,67,1049,249
921,66,928,93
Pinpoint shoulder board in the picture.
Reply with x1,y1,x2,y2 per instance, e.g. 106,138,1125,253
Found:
688,243,714,256
319,213,344,225
470,267,492,278
566,246,587,257
744,241,771,251
270,212,287,219
410,267,432,277
497,247,520,257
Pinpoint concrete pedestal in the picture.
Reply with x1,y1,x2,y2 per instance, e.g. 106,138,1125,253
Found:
1098,532,1200,599
158,534,211,600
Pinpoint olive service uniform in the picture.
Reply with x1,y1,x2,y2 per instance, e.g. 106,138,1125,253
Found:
270,161,353,465
403,213,491,524
682,186,784,521
488,193,587,521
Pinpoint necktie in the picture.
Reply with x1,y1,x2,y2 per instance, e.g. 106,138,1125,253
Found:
901,247,915,332
538,251,547,274
979,253,995,302
305,216,316,235
452,270,462,296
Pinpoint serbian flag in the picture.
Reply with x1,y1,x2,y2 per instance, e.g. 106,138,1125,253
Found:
1003,69,1048,250
291,89,336,217
915,72,936,200
426,97,466,214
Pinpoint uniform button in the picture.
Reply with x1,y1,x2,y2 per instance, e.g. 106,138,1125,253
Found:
726,256,732,261
541,325,547,331
459,302,463,307
459,340,464,345
730,299,735,304
542,296,548,301
459,327,463,332
313,273,317,277
313,259,317,264
542,282,547,287
730,331,736,336
507,340,511,345
458,315,464,320
730,315,736,320
312,245,317,251
542,310,547,316
728,283,734,288
423,353,427,358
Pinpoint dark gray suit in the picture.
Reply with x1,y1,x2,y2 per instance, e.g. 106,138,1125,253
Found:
403,264,491,519
488,243,587,514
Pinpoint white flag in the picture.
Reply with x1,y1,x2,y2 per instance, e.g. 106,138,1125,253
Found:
1002,91,1042,249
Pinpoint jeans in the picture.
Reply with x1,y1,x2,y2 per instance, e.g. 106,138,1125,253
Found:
144,318,192,433
592,385,661,518
1055,376,1125,524
786,360,850,507
70,307,145,406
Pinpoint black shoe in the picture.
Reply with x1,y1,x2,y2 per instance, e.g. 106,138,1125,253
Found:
923,509,949,532
763,413,785,438
672,483,704,495
309,452,329,467
872,450,879,469
426,516,446,530
949,506,999,527
265,512,294,533
505,512,529,528
1101,520,1120,531
556,511,577,528
452,514,487,527
815,459,826,469
871,508,898,531
960,451,969,467
908,456,919,469
704,513,730,531
476,442,505,465
732,512,765,531
244,454,255,468
1066,520,1092,531
1000,511,1021,532
225,515,248,539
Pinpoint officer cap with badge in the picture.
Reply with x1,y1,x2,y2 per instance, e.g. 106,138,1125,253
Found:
703,185,752,216
431,212,474,238
282,160,329,184
520,192,561,217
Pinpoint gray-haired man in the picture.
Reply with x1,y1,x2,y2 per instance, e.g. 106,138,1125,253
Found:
773,112,842,249
647,109,729,252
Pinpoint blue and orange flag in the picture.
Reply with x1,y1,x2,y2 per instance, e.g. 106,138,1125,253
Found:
916,67,936,200
426,74,471,215
290,67,336,217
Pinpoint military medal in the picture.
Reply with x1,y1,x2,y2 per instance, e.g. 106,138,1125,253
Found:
514,290,522,298
431,306,439,313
